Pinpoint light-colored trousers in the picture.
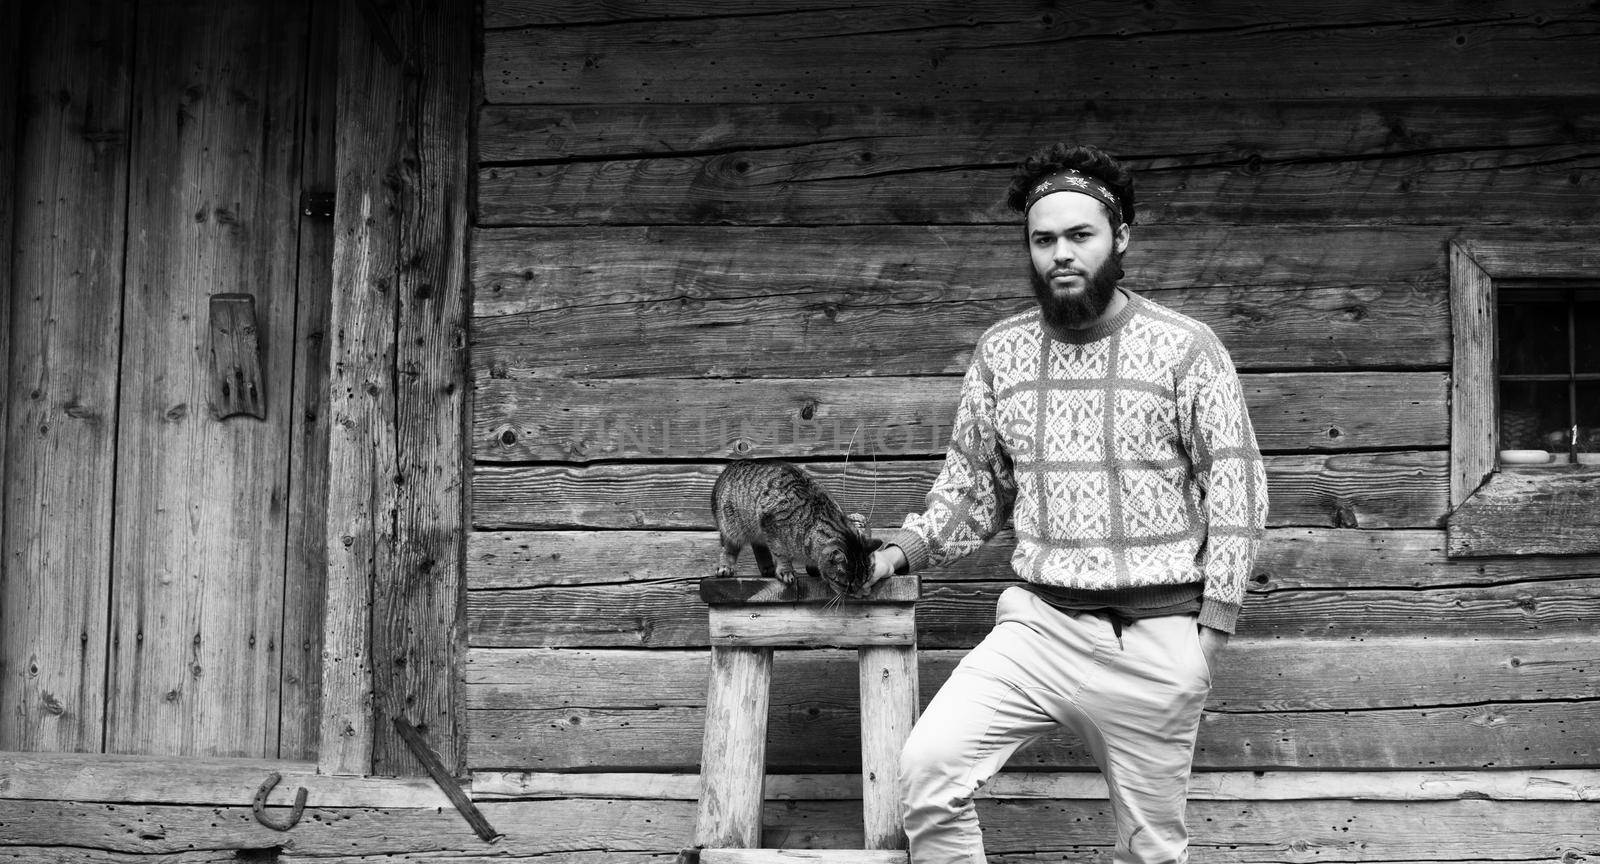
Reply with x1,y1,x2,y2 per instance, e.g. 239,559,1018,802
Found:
899,585,1214,864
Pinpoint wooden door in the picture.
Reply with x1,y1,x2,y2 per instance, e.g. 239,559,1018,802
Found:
2,0,332,759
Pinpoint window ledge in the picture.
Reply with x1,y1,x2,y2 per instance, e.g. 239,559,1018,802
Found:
1447,467,1600,557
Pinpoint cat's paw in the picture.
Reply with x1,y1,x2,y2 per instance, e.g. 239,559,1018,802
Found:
714,564,734,578
775,567,797,584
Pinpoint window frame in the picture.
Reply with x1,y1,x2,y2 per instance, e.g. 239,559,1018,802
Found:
1447,240,1600,557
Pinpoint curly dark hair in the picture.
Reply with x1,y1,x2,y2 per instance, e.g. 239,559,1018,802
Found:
1004,143,1136,226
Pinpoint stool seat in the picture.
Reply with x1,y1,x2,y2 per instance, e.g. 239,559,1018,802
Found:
690,574,920,862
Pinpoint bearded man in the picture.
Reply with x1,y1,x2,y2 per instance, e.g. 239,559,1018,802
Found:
870,143,1269,864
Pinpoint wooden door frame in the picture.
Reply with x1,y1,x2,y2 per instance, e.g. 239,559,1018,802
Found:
318,0,474,777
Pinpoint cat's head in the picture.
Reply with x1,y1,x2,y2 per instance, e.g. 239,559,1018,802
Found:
818,516,886,599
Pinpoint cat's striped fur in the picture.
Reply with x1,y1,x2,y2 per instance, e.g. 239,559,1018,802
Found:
711,459,879,597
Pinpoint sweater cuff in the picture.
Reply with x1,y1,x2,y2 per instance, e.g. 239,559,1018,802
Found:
883,529,931,573
1198,597,1241,634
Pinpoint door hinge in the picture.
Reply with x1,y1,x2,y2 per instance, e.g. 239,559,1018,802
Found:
300,189,335,220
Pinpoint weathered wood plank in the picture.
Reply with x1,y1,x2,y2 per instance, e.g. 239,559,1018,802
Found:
0,0,19,622
703,853,906,864
325,0,473,776
470,574,1600,648
465,528,1600,593
479,142,1600,228
468,698,1600,771
1449,468,1600,556
278,0,338,763
107,0,308,759
709,605,916,648
478,97,1600,166
465,637,1600,713
695,646,772,850
1450,240,1498,508
473,283,1449,379
483,3,1600,103
473,767,1600,802
2,795,1594,861
859,643,917,850
472,225,1467,317
479,149,1600,226
700,575,921,606
0,0,133,753
471,454,1449,531
474,373,1447,461
0,752,451,808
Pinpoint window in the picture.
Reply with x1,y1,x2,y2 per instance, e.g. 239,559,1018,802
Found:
1497,285,1600,465
1447,241,1600,557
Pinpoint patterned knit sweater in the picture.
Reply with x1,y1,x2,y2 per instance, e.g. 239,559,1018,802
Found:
886,291,1269,633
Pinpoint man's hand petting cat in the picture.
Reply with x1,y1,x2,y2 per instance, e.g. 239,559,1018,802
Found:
871,545,906,581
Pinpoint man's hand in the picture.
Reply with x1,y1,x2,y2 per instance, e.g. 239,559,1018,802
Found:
871,545,907,582
1198,625,1229,677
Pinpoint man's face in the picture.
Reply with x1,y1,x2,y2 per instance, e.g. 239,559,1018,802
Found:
1026,192,1129,328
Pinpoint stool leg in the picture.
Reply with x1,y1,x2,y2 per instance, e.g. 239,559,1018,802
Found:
696,645,773,849
859,643,918,850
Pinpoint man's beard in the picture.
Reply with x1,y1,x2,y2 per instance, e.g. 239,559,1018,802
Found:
1030,250,1124,330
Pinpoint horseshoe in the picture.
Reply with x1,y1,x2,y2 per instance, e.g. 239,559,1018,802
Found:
251,772,308,831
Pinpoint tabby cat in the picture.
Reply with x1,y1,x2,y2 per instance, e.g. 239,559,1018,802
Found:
710,459,882,597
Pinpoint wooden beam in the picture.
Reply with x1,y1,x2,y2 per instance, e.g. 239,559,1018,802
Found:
0,751,452,808
695,646,773,850
471,453,1449,532
708,606,917,648
1449,241,1498,509
1449,468,1600,556
324,0,472,776
1,0,134,753
466,528,1600,593
482,7,1600,102
702,852,907,864
471,768,1600,803
478,98,1600,166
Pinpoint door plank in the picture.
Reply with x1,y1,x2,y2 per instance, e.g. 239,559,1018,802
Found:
106,0,310,757
0,0,135,753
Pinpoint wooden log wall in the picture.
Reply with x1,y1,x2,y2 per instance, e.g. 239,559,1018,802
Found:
465,1,1600,859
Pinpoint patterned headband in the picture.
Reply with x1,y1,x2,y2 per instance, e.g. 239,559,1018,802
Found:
1025,169,1125,224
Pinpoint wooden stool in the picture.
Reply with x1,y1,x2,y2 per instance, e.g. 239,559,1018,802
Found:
690,574,921,864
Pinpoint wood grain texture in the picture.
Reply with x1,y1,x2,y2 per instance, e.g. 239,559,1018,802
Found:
1449,468,1600,556
475,767,1600,802
695,646,772,850
478,97,1600,166
466,638,1600,716
107,0,309,759
468,698,1600,771
474,372,1447,461
324,0,472,776
205,294,266,420
478,148,1600,227
482,2,1600,103
278,0,338,763
858,644,917,850
470,574,1600,649
1449,241,1498,508
467,528,1600,594
474,285,1447,380
703,853,906,864
0,0,133,753
3,795,1598,860
471,454,1448,531
709,605,917,648
0,752,451,807
472,224,1469,317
